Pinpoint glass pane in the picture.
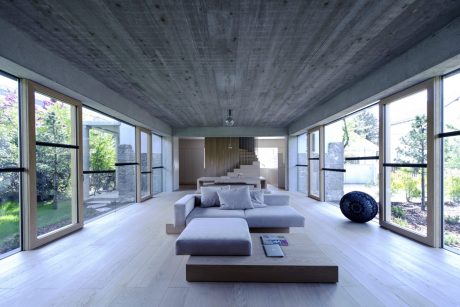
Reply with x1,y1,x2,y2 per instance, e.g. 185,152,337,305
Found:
297,166,307,193
344,105,379,158
344,159,379,203
309,130,320,158
297,134,307,165
141,132,149,172
83,172,117,220
82,107,137,220
0,75,20,168
0,172,20,255
141,173,149,198
35,92,73,145
117,165,136,204
387,90,427,164
388,166,427,236
443,136,460,251
324,120,345,169
152,134,162,167
309,160,320,197
36,146,74,236
152,168,163,195
119,123,136,163
443,72,460,132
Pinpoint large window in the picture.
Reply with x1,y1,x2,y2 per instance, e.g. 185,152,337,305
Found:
34,90,79,237
82,108,137,221
323,105,379,204
382,82,432,241
442,71,460,252
152,134,163,195
0,73,21,257
296,134,307,193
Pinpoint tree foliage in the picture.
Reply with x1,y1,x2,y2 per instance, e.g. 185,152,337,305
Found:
35,101,72,207
395,115,427,210
353,110,379,145
88,129,116,194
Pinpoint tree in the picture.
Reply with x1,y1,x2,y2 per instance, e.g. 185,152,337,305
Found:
354,110,379,145
35,101,72,208
395,115,427,210
89,129,116,193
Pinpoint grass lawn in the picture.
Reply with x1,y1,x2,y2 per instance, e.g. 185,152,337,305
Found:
1,199,72,252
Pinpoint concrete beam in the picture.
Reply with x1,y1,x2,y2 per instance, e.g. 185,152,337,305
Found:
289,16,460,135
0,19,171,136
173,126,288,137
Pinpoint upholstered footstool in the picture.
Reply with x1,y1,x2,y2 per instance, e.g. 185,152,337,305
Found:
175,218,252,256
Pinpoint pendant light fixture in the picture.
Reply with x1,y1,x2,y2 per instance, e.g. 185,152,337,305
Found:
225,109,235,127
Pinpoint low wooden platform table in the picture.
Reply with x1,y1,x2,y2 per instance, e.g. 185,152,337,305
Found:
186,233,338,283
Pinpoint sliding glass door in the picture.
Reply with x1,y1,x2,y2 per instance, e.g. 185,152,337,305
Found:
308,128,322,200
0,73,21,258
381,80,435,245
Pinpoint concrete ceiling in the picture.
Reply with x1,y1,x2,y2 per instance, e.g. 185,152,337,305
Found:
1,1,460,128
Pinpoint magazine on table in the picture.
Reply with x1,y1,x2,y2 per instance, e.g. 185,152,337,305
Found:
260,235,289,246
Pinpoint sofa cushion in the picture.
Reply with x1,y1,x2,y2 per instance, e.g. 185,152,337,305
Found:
176,218,252,256
200,186,229,207
218,187,254,210
186,207,245,225
249,189,266,208
244,206,305,228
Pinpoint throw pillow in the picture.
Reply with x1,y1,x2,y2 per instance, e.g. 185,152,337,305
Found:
249,189,266,208
200,186,229,207
218,187,254,210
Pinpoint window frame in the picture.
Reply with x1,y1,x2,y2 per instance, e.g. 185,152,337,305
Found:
22,80,83,250
379,78,441,247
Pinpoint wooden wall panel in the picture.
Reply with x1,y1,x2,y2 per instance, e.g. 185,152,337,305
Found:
205,137,239,177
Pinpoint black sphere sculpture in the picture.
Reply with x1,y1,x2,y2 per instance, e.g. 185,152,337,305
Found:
340,191,378,223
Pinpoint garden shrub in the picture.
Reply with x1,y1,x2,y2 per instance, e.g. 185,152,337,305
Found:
392,205,405,219
445,215,460,225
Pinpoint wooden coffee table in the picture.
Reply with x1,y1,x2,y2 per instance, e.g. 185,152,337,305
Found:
186,233,338,283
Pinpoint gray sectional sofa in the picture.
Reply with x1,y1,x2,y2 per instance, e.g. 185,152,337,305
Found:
174,193,305,231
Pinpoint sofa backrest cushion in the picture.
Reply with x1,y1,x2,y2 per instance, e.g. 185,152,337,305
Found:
200,186,229,207
249,189,267,208
218,187,254,210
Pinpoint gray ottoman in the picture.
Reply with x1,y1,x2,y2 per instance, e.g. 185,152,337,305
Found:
175,218,252,256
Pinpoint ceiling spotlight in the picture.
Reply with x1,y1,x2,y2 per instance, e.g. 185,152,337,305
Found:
225,109,234,127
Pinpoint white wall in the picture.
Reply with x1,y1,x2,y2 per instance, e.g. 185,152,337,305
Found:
255,138,287,189
179,139,206,185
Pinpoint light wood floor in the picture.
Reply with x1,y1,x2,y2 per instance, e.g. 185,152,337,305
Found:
1,189,460,307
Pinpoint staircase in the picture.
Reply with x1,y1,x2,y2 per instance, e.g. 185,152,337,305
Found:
227,148,260,177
